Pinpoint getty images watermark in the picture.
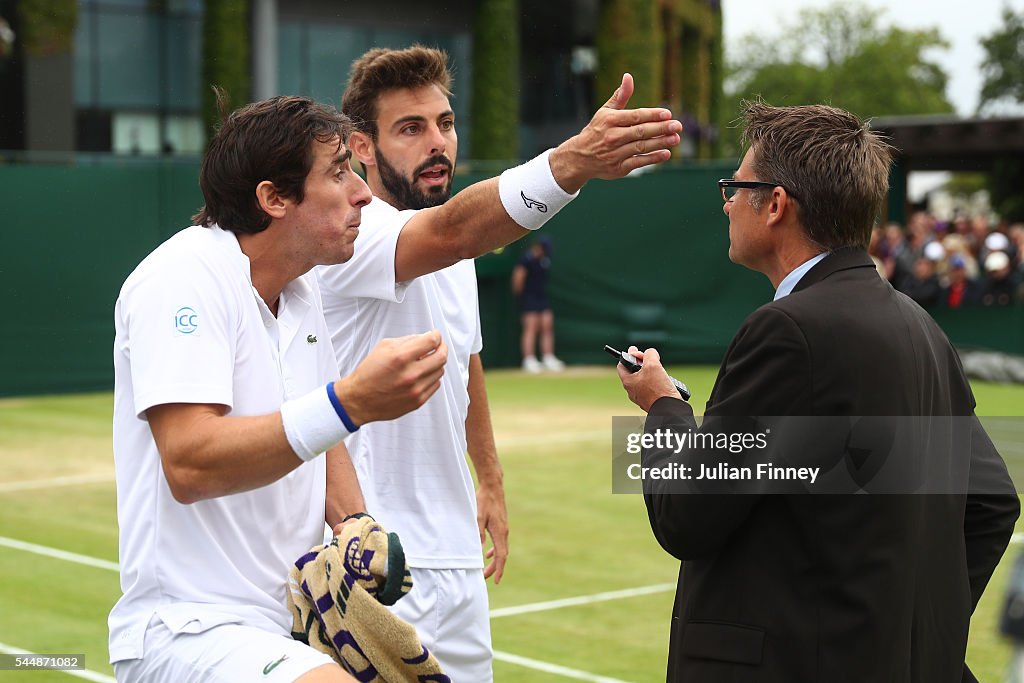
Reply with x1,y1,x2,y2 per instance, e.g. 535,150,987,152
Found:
624,427,823,484
611,415,1024,495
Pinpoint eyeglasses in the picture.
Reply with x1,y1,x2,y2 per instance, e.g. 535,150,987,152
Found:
718,179,799,203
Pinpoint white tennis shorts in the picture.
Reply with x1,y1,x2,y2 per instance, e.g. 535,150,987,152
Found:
112,615,338,683
390,567,493,682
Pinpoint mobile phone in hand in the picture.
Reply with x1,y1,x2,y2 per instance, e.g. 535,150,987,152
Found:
604,345,691,401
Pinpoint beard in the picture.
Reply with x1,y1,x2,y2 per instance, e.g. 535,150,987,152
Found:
375,149,454,210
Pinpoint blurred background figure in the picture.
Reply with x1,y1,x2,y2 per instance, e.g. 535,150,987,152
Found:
942,254,983,308
512,235,564,373
882,210,1024,312
942,234,981,280
903,255,943,309
982,250,1019,306
877,221,916,287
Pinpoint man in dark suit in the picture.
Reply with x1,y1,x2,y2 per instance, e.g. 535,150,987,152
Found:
617,102,1019,682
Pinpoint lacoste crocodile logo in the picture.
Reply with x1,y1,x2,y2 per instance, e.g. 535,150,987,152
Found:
307,335,317,344
520,191,548,213
263,654,288,675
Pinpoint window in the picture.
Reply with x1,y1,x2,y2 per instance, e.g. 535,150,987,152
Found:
74,0,203,155
277,20,472,154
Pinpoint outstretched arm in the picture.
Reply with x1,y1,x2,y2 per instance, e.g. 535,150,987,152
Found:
393,74,682,282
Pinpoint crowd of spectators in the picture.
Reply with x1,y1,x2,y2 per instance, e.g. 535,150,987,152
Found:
870,211,1024,309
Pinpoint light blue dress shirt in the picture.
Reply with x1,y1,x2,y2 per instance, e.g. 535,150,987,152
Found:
774,252,828,301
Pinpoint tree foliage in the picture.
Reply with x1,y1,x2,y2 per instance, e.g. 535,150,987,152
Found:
595,0,721,159
201,0,250,144
18,0,77,57
727,3,953,119
470,0,519,160
990,156,1024,222
595,0,661,109
977,9,1024,222
978,6,1024,113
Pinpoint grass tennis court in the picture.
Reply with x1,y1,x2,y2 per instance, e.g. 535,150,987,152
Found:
2,366,1024,682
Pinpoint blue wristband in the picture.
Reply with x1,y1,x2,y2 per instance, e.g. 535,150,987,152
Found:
325,383,360,433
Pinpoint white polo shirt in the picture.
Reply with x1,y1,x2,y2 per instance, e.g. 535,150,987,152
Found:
316,197,483,569
109,225,336,663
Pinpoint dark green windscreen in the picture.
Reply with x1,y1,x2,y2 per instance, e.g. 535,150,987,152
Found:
0,161,1017,397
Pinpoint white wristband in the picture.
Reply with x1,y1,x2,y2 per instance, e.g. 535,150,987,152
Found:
498,149,579,230
280,384,355,462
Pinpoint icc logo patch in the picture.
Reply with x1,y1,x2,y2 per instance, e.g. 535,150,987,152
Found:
175,306,198,334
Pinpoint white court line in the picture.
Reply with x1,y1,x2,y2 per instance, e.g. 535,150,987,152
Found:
0,536,662,682
493,650,631,683
1012,532,1023,545
0,534,674,620
0,642,115,682
490,583,675,618
0,473,114,493
0,536,119,572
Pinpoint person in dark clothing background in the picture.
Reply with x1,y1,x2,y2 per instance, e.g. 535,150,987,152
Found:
902,255,943,308
512,235,565,373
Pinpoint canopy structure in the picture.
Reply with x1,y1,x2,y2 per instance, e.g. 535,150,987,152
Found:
871,114,1024,222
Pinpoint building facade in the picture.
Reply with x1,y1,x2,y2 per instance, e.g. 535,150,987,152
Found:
0,0,722,161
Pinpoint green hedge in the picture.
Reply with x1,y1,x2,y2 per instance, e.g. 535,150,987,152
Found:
201,0,250,143
18,0,77,56
595,0,662,109
470,0,520,160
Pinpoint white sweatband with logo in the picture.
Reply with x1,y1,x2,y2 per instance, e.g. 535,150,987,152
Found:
280,383,357,462
498,148,580,230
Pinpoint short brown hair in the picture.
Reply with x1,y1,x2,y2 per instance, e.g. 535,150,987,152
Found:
341,45,452,139
741,102,894,250
193,93,352,234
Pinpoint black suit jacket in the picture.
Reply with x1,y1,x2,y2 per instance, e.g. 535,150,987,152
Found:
642,249,1019,682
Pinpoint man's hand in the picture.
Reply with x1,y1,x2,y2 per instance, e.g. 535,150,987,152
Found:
549,73,682,193
334,331,448,426
477,481,509,584
617,346,681,413
331,516,363,538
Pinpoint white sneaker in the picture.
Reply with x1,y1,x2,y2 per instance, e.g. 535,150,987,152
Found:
522,356,543,373
542,354,565,372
